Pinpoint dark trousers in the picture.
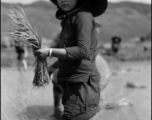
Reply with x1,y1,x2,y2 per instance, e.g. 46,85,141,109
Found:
59,75,100,120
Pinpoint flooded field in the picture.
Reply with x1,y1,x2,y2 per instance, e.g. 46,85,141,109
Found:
1,61,151,120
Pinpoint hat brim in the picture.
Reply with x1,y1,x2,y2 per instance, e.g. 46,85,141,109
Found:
50,0,57,6
88,0,108,17
50,0,108,17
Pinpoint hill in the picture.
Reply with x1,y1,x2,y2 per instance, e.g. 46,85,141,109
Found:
1,1,151,44
108,2,151,15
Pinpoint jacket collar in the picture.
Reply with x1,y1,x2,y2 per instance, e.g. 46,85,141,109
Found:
58,7,81,20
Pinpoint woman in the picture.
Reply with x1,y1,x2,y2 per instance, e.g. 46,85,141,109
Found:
35,0,108,119
48,21,111,120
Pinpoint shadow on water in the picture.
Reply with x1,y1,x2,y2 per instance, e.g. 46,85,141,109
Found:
19,105,55,120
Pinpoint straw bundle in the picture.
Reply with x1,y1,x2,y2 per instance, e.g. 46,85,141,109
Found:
5,6,49,87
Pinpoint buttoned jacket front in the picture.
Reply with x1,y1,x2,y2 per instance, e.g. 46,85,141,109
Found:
57,9,100,84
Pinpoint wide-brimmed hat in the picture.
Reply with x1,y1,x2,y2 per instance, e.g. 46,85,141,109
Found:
50,0,108,17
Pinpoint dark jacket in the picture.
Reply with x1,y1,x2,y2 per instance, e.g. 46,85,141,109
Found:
57,9,100,84
52,9,101,120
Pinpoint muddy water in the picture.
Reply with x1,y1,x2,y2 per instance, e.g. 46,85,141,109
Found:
1,61,151,120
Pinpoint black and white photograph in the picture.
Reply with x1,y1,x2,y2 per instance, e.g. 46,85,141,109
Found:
1,0,151,120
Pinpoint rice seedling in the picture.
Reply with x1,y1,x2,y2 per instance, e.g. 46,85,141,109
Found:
4,5,49,88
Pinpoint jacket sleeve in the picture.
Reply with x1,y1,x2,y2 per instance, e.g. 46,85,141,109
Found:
65,12,93,60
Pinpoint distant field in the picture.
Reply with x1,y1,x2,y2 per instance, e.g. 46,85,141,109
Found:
1,40,151,67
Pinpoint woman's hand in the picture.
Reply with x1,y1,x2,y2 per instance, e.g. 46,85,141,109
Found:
35,47,52,59
48,61,58,76
48,65,56,76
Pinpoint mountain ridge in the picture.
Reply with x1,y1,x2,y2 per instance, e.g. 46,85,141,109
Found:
1,1,151,15
1,1,151,43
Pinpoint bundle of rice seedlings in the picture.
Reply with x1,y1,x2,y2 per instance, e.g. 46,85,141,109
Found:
5,6,49,88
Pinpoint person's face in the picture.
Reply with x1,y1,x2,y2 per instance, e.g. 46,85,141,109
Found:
57,0,78,12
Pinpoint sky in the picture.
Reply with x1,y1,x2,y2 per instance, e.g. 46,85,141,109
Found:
1,0,151,4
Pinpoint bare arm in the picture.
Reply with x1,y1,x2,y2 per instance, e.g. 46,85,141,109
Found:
52,48,67,59
35,47,67,59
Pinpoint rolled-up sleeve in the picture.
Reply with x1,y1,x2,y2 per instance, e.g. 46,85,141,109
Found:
65,12,93,60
